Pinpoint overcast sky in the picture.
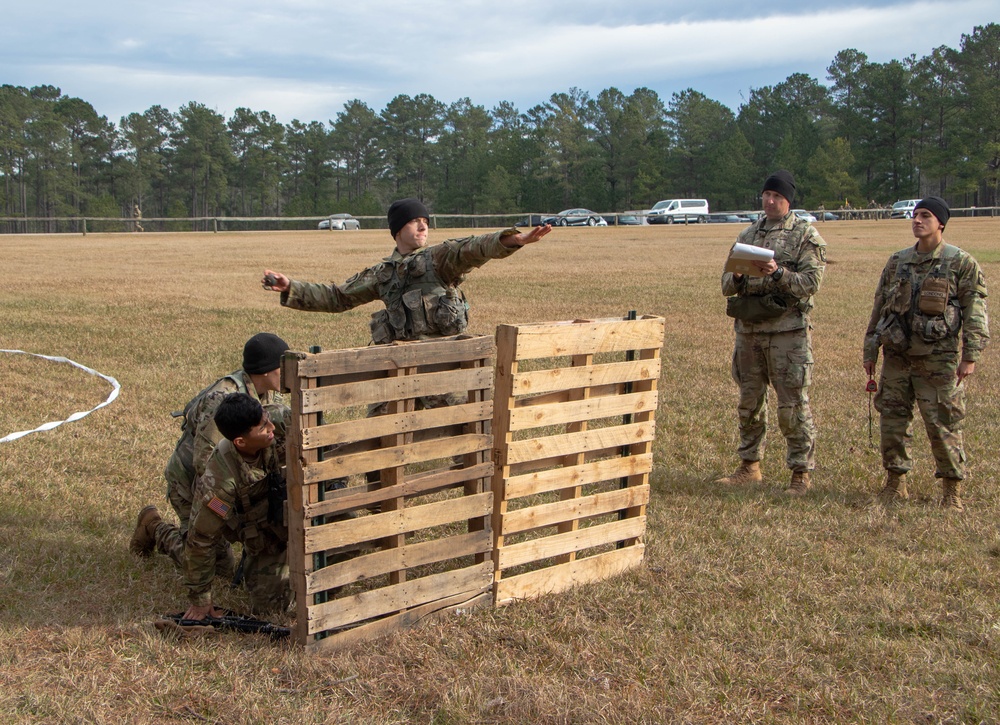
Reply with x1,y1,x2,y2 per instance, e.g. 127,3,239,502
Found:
2,0,995,126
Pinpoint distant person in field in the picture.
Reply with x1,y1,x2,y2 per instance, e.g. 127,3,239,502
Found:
863,197,989,510
716,170,828,494
135,393,292,619
129,333,289,575
133,203,143,232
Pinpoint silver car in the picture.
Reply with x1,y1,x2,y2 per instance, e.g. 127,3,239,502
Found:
318,213,361,230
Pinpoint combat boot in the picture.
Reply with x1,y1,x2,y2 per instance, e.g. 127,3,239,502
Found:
129,505,162,557
876,471,909,507
940,478,964,512
784,470,811,496
713,460,762,486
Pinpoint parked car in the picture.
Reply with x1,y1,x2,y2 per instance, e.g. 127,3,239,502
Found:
706,213,750,224
792,209,817,222
820,211,839,221
543,208,607,227
603,212,646,226
516,214,547,227
890,199,921,219
646,198,709,224
318,213,361,230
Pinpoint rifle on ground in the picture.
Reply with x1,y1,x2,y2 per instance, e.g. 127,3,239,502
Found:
157,609,291,639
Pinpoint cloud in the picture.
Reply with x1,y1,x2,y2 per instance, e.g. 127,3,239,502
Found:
1,0,996,123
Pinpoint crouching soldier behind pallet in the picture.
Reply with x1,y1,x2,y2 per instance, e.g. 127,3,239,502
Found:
130,333,289,578
132,393,292,619
863,197,990,510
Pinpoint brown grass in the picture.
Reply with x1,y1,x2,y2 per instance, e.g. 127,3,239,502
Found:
2,220,1000,723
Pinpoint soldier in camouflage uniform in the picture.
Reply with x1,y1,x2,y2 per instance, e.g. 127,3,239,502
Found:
129,333,288,573
716,171,827,494
262,198,550,416
863,197,989,510
137,393,291,619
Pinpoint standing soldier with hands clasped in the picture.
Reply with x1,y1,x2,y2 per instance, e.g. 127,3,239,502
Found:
863,197,989,510
716,170,827,494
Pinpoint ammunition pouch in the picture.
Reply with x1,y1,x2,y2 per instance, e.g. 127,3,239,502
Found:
876,313,909,354
914,304,961,344
433,290,468,336
265,470,287,526
369,309,394,344
726,294,788,322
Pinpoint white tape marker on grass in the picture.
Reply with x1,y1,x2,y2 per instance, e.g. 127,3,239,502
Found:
0,349,121,444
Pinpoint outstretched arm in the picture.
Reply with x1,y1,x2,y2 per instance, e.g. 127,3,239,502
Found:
501,224,552,248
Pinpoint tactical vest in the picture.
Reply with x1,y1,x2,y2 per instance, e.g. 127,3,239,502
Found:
172,372,249,478
879,244,962,355
368,249,469,344
230,446,286,556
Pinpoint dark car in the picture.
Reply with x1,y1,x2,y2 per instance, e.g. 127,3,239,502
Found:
602,212,646,226
543,208,607,227
516,214,547,227
318,213,361,230
706,213,750,223
819,212,839,221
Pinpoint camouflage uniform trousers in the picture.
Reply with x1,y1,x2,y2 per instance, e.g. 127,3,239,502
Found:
154,519,290,615
876,351,966,480
731,328,816,471
159,467,235,577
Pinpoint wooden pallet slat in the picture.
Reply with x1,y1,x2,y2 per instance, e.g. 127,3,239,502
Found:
304,492,493,553
307,562,493,634
496,517,647,570
301,366,493,412
511,358,661,397
508,391,658,430
504,453,653,500
500,484,650,536
495,546,645,606
301,400,493,450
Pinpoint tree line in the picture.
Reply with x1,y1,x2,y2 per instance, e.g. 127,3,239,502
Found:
1,23,998,227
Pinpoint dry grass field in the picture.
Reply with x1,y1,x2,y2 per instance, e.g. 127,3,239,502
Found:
2,219,1000,723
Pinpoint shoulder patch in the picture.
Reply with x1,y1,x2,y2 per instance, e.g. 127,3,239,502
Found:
207,497,231,518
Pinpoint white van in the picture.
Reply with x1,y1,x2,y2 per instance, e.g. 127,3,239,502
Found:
647,198,709,224
890,199,921,219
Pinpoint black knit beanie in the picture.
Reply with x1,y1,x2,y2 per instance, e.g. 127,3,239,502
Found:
762,170,796,205
242,333,289,374
914,196,950,227
387,198,430,238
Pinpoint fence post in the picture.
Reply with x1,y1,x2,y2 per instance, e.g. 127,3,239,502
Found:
82,218,87,236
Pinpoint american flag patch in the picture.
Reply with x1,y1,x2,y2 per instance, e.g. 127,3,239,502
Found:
207,497,231,518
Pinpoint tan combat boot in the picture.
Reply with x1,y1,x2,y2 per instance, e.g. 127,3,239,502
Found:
877,471,909,507
129,505,162,557
785,470,812,496
713,460,762,485
940,478,964,511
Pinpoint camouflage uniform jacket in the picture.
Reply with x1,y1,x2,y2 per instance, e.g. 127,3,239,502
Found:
280,229,520,343
182,416,289,606
721,212,827,334
164,370,282,488
864,241,989,363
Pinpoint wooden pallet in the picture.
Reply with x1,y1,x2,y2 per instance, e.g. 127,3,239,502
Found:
491,316,664,606
282,336,496,652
